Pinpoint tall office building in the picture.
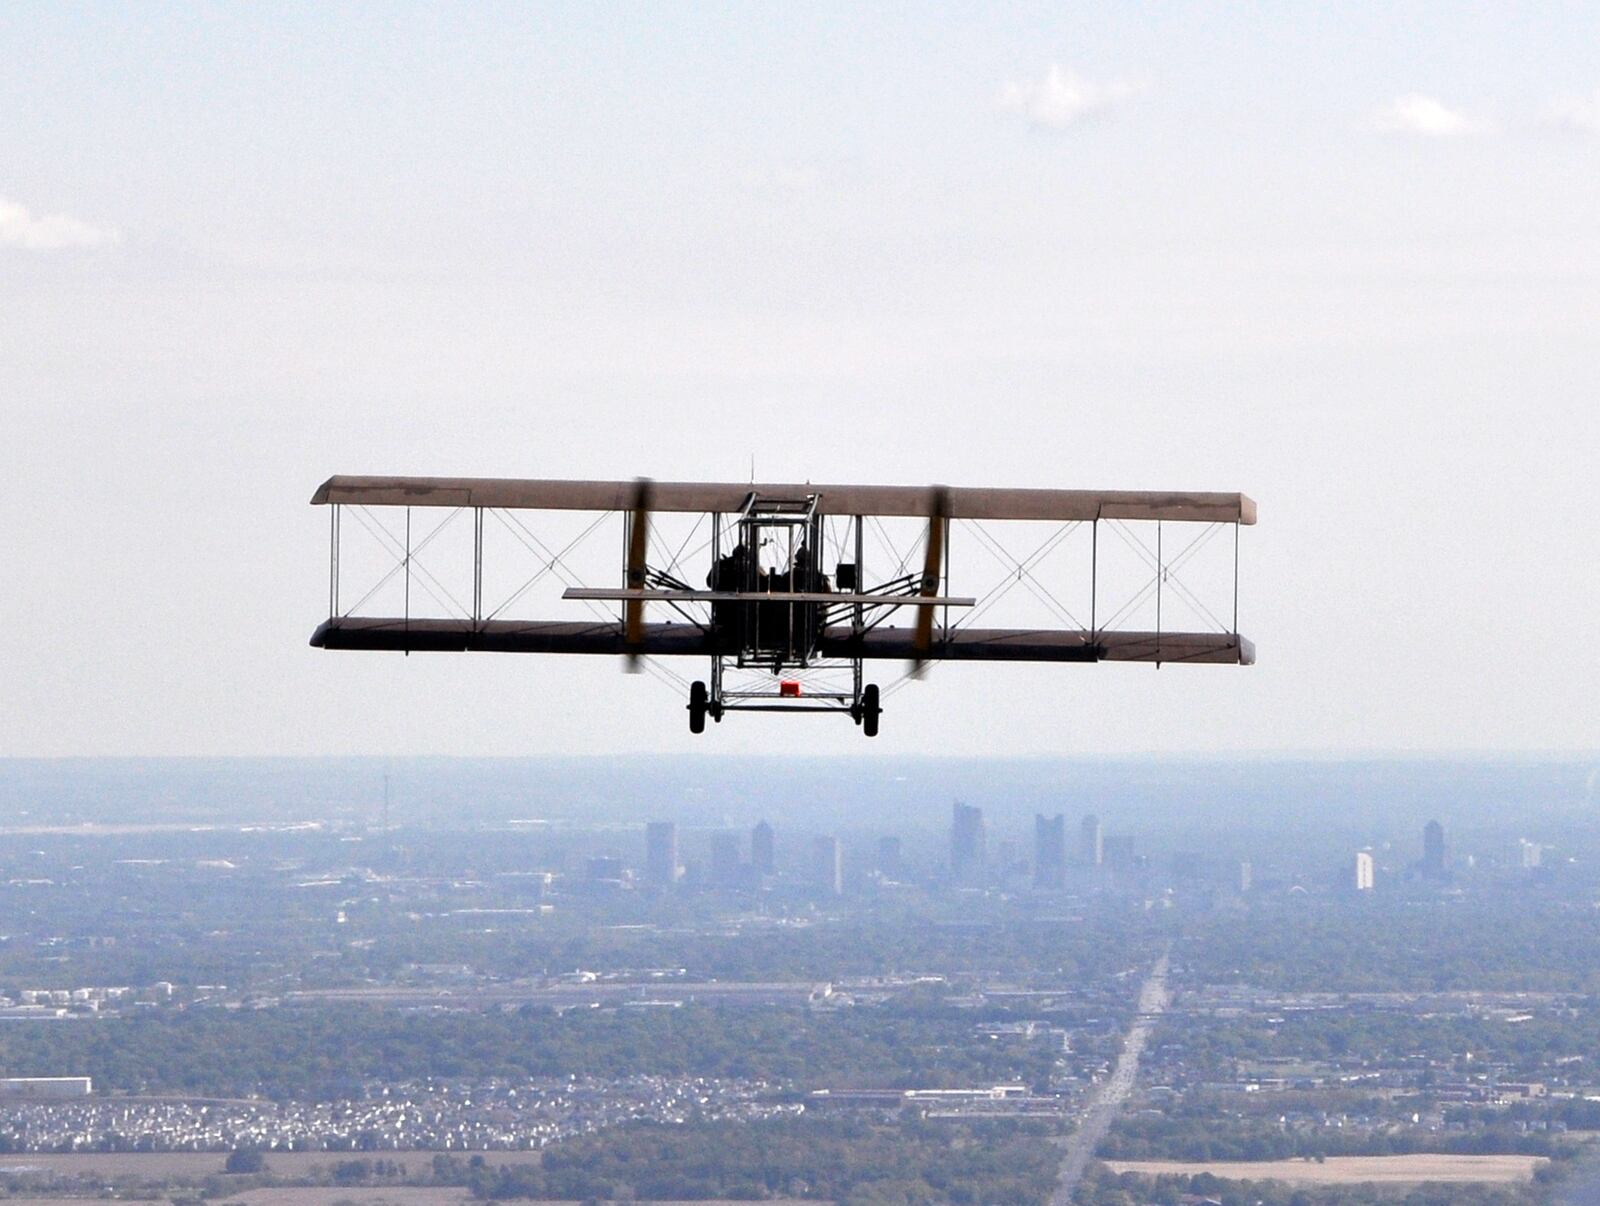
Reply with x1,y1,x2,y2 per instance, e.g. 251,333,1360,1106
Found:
1519,839,1543,869
709,831,742,887
750,821,775,874
813,836,843,895
644,821,680,886
1033,814,1066,889
1354,849,1375,892
950,803,986,883
1079,814,1103,867
1102,834,1136,870
1422,820,1446,878
1238,860,1253,893
876,835,903,879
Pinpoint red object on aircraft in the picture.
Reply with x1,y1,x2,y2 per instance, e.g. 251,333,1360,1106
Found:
779,680,802,698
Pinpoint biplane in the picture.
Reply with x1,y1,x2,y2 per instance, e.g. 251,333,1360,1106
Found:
310,477,1255,736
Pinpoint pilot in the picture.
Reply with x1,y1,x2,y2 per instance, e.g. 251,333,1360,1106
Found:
792,546,830,593
708,544,753,646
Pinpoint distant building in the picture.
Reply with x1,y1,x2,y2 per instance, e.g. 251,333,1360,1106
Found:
876,835,903,879
1519,839,1543,869
1422,820,1446,878
1354,850,1375,892
751,821,775,874
585,855,625,883
950,803,986,883
644,821,680,886
0,1077,91,1099
1238,860,1252,893
709,831,742,887
1033,814,1066,889
1102,834,1136,870
1079,814,1103,867
813,836,843,895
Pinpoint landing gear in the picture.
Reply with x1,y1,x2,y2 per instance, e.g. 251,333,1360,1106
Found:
854,683,881,738
688,680,708,734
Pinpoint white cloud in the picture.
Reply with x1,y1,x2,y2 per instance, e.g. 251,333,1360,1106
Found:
0,196,120,251
997,65,1141,130
1546,90,1600,133
1373,94,1488,137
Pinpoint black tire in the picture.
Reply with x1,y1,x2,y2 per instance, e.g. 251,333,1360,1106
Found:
688,681,708,735
861,683,880,738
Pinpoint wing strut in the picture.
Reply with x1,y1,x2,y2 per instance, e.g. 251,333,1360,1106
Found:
624,477,652,671
912,485,950,675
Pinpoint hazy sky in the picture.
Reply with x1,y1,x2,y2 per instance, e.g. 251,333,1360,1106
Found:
4,3,1598,757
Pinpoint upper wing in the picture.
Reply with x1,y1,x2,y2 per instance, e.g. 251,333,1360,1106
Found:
311,476,1256,525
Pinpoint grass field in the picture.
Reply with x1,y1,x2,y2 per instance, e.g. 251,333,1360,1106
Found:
1105,1153,1548,1184
0,1194,808,1206
0,1196,810,1206
0,1154,815,1204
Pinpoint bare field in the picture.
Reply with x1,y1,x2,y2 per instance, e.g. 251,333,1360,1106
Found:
1106,1154,1547,1184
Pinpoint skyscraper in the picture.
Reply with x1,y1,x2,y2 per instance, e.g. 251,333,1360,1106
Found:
1079,814,1103,867
1421,820,1446,878
1519,839,1543,869
876,835,903,879
644,821,680,886
813,835,843,895
1354,849,1375,892
750,820,775,874
1102,834,1136,870
1238,860,1253,893
709,831,742,887
950,802,985,883
1033,814,1066,889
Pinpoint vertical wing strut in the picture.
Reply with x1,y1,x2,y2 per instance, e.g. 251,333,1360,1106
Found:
624,477,653,671
912,485,950,675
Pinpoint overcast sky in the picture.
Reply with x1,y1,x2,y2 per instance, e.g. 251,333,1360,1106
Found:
3,3,1598,758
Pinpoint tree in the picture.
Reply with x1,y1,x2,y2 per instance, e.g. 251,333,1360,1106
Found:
225,1148,265,1174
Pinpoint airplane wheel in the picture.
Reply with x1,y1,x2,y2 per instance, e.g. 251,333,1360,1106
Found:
861,683,880,738
688,681,708,735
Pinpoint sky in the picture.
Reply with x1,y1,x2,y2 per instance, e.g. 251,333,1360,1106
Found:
3,2,1598,758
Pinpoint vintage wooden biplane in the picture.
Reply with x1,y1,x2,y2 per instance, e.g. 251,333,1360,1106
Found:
310,476,1255,736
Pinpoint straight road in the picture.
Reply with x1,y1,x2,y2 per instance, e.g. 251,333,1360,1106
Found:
1051,952,1170,1205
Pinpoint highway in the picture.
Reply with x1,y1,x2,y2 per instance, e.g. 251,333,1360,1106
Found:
1051,951,1170,1205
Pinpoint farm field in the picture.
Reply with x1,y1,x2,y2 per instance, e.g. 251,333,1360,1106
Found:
1106,1154,1548,1184
0,1155,815,1205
